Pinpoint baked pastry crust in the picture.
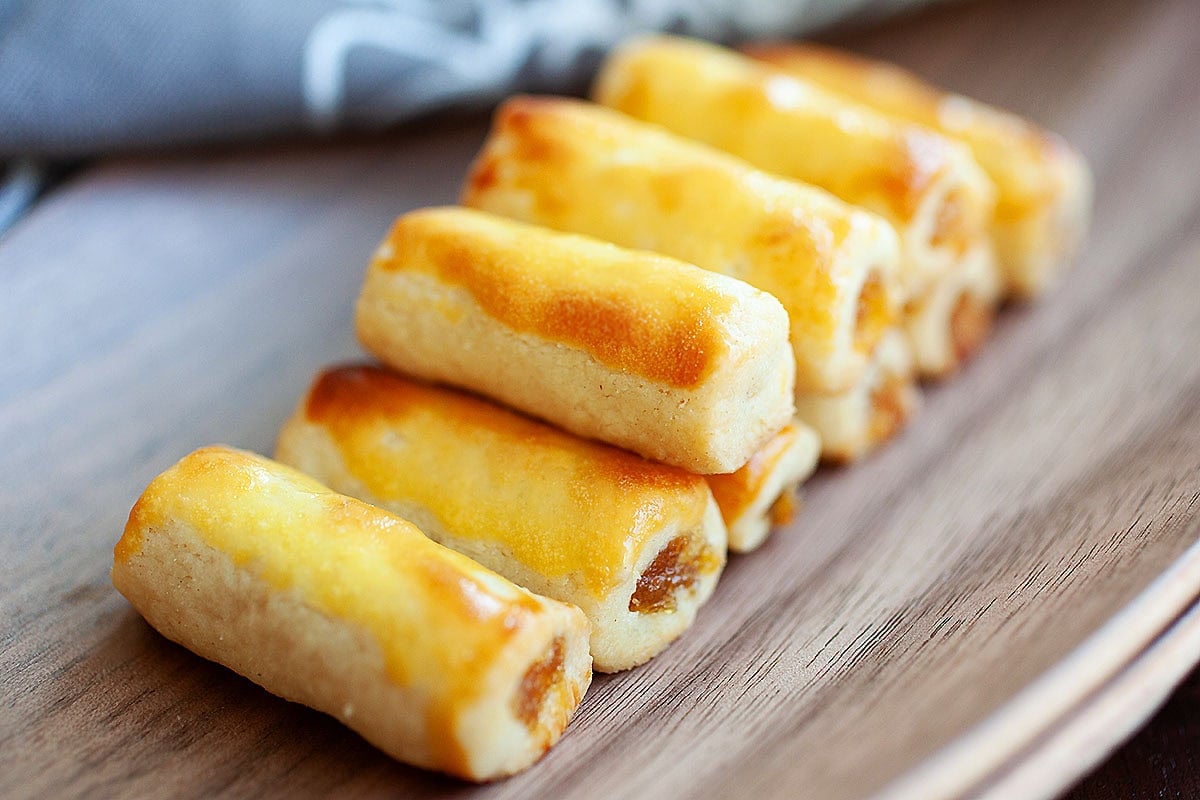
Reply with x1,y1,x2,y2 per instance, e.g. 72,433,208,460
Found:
593,36,997,305
112,446,591,781
355,206,795,474
745,42,1092,298
794,330,920,462
706,420,820,552
462,95,903,395
904,242,1001,376
275,366,728,672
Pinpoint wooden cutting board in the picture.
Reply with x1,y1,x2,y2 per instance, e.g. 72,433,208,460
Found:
2,0,1198,798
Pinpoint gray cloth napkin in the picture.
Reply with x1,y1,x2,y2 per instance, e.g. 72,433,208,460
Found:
0,0,942,230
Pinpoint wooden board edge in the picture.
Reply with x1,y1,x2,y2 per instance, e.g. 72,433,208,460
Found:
874,529,1200,800
974,593,1200,799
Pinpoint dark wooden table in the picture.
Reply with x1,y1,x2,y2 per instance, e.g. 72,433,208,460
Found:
2,0,1198,798
1069,668,1200,798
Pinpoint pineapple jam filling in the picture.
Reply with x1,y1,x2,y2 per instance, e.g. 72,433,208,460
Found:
853,272,893,355
950,291,995,365
868,373,911,444
628,534,717,614
768,491,800,527
512,637,566,731
928,187,970,253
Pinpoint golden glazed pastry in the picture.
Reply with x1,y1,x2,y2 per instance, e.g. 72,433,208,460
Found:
593,36,997,305
355,206,795,474
793,330,920,462
275,366,727,672
462,95,903,396
744,42,1093,298
706,420,821,552
112,446,591,781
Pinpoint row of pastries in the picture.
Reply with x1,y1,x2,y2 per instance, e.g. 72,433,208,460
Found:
112,36,1090,782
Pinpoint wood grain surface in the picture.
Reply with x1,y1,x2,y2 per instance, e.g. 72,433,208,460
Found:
2,0,1199,798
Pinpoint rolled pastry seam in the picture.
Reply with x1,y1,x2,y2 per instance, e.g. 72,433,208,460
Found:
275,365,728,673
904,242,1002,378
744,42,1093,298
706,420,821,553
593,36,997,302
355,206,795,474
111,446,591,782
462,95,904,395
794,330,920,463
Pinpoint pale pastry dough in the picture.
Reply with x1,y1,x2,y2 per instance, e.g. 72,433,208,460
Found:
794,330,920,462
904,242,1002,377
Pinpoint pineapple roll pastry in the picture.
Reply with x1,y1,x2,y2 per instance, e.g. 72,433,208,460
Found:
744,42,1093,298
355,206,795,474
593,36,1000,376
706,420,821,552
904,241,1000,376
794,330,919,463
276,365,727,672
462,95,903,397
112,446,591,782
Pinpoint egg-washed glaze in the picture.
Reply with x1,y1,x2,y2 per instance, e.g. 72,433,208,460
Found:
744,43,1075,222
707,422,806,526
745,42,1092,296
115,446,548,774
593,36,994,267
303,365,713,598
703,420,820,551
371,206,736,389
592,36,1006,380
463,96,902,395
